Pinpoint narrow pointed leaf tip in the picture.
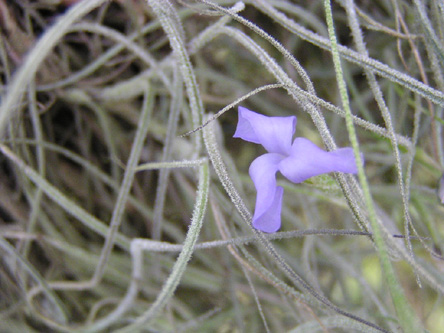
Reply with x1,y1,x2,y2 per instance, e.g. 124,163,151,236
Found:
234,107,362,233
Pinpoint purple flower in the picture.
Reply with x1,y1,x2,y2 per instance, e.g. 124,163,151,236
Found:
234,106,360,233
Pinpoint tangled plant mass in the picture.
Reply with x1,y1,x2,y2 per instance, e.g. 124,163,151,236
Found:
1,0,443,330
234,106,361,232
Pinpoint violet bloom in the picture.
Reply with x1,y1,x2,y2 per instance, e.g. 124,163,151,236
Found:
234,106,360,233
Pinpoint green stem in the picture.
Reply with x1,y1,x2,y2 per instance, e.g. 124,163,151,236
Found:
323,1,421,331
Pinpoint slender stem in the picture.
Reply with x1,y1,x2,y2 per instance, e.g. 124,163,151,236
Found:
323,1,421,331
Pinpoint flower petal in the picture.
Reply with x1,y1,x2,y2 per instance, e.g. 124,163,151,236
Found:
279,137,359,183
253,187,284,233
234,106,296,155
249,153,285,232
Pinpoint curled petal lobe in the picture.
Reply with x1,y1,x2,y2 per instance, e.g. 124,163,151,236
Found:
253,187,284,233
249,153,285,232
234,106,296,155
279,137,359,183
